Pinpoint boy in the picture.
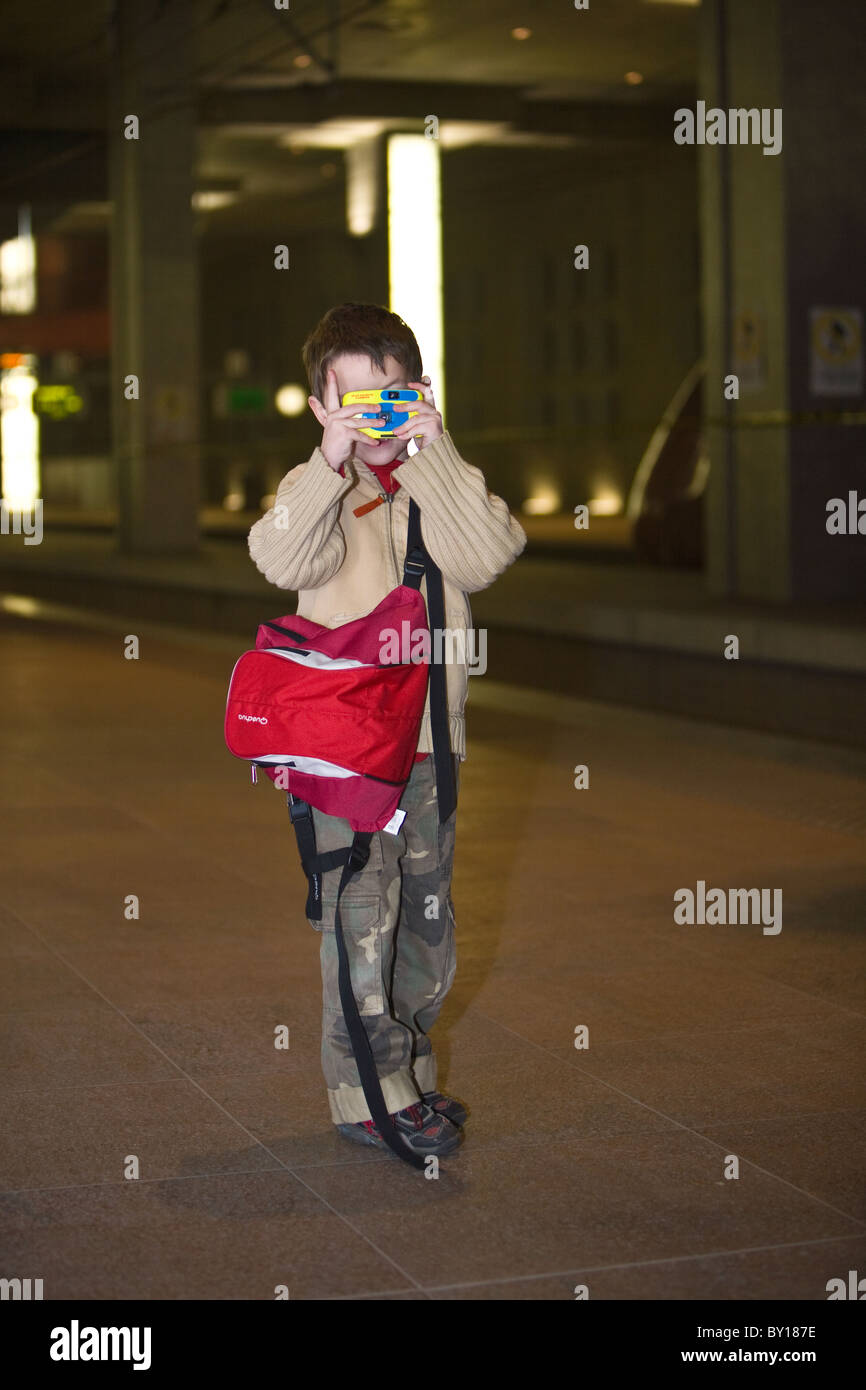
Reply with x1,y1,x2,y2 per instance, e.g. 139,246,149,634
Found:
248,302,526,1158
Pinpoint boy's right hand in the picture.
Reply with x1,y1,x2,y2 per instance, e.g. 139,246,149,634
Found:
310,369,384,470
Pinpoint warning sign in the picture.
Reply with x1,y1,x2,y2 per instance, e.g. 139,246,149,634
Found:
809,307,863,396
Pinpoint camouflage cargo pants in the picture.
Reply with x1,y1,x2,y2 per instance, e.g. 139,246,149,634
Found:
306,753,459,1125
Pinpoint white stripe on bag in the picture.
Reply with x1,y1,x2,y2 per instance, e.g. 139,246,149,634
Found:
262,649,371,671
251,753,359,778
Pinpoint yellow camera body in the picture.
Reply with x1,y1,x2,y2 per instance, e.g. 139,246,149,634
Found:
342,387,422,438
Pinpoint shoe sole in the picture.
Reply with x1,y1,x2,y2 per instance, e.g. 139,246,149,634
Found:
336,1122,463,1158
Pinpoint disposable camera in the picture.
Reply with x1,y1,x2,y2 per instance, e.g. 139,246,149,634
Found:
342,387,422,438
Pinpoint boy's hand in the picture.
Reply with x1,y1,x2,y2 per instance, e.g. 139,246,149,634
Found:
308,369,384,470
393,376,444,449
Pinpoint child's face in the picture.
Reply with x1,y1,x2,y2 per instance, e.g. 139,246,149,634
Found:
327,353,413,468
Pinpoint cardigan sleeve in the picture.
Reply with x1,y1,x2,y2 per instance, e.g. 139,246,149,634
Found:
247,447,354,590
392,431,527,592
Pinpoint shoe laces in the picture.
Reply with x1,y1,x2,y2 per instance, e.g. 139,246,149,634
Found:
360,1102,439,1139
360,1103,424,1137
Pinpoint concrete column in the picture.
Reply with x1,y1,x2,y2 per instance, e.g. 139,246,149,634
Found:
108,0,200,553
700,0,866,601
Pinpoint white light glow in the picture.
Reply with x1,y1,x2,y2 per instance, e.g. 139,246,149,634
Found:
275,383,307,417
1,358,40,508
388,134,444,419
0,233,36,314
192,191,237,211
0,594,40,618
522,485,561,516
438,121,509,149
274,118,574,155
346,137,379,235
587,489,623,516
279,119,388,151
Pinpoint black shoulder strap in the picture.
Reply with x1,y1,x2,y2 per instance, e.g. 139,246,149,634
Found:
332,832,428,1169
401,498,457,824
288,798,426,1171
402,499,426,590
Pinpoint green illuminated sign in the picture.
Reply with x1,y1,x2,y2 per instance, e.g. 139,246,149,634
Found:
35,384,84,420
228,386,268,416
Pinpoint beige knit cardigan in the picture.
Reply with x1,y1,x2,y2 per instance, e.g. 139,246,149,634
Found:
247,430,527,760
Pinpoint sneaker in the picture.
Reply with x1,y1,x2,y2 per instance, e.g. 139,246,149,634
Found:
422,1091,468,1126
336,1101,462,1157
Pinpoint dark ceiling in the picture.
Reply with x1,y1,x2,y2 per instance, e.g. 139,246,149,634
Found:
0,0,699,236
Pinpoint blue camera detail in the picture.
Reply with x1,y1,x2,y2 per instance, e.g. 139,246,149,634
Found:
360,389,421,434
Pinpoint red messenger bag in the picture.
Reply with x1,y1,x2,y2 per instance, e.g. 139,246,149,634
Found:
224,498,456,1170
225,585,429,830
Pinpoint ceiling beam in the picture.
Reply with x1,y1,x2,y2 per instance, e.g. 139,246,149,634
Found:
0,75,682,204
199,79,677,141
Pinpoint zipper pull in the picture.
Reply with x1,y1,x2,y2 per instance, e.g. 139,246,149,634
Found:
353,495,384,517
251,764,258,784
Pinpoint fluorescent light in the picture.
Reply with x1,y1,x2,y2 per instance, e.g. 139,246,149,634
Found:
346,137,379,235
0,209,36,315
1,356,40,508
388,134,444,419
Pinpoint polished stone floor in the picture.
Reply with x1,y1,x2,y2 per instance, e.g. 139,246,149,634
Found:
1,604,864,1300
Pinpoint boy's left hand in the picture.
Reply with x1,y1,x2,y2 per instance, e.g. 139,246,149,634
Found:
393,376,443,448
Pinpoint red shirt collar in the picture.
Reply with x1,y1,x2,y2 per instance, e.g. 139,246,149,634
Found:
340,456,404,494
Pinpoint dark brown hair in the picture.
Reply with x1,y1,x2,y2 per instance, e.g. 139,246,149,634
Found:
302,302,423,402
